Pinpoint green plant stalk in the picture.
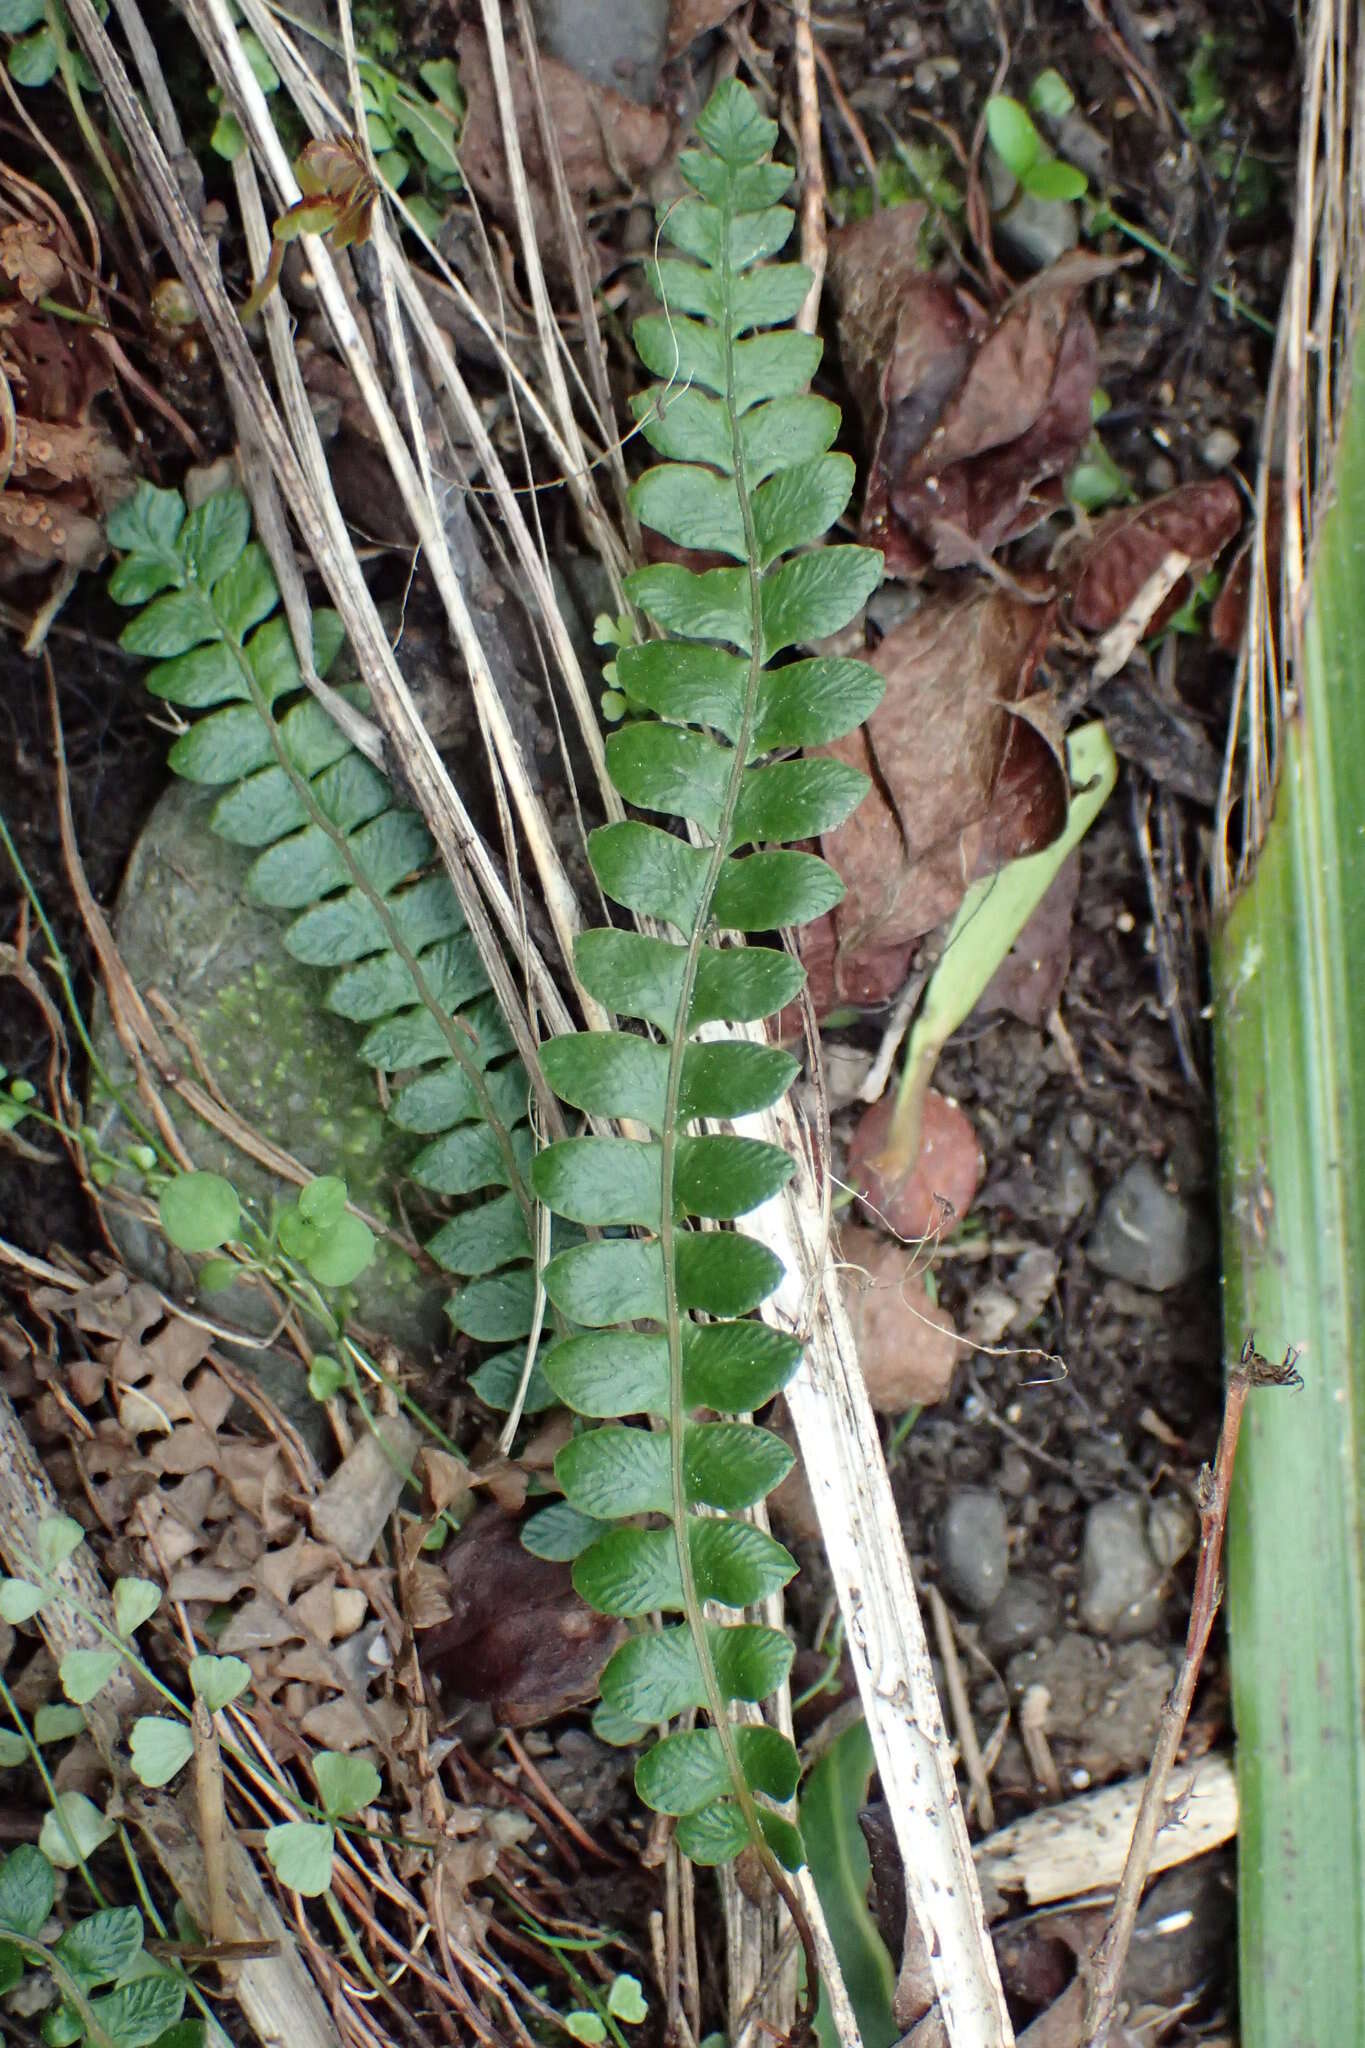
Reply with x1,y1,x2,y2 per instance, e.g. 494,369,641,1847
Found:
879,720,1116,1178
804,1719,896,2048
1213,323,1365,2045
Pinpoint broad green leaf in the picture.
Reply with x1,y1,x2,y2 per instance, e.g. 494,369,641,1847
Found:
695,78,779,163
180,491,250,587
213,544,278,643
469,1346,556,1415
143,640,244,709
679,147,792,210
760,545,882,657
446,1262,536,1341
106,482,186,563
731,756,869,846
88,1970,186,2047
625,562,750,650
541,1331,671,1417
605,723,731,835
712,848,845,929
157,1171,240,1254
566,2014,606,2044
188,1653,250,1711
645,256,721,324
0,1941,20,1995
0,1733,26,1767
728,263,812,335
264,1820,335,1895
683,1421,793,1508
167,703,273,783
574,1526,683,1616
690,1514,796,1606
630,465,745,562
742,394,841,485
285,872,462,965
636,1724,799,1814
314,1750,381,1818
410,1121,527,1197
633,386,733,471
41,1792,115,1869
129,1717,195,1789
0,0,49,37
54,1904,143,1985
0,1844,54,1935
544,1232,781,1325
8,30,59,88
543,1031,796,1130
1022,157,1088,201
679,1040,799,1121
683,1321,803,1410
60,1648,123,1706
34,1705,86,1744
587,821,709,932
328,929,487,1021
752,454,855,566
298,1210,375,1288
556,1426,671,1519
674,1798,750,1864
427,1190,531,1275
113,1577,162,1637
608,1975,649,2024
601,1622,793,1722
674,1134,793,1217
752,656,884,751
532,1138,662,1229
520,1502,608,1561
664,197,793,271
985,94,1042,178
574,929,803,1032
613,640,749,738
120,590,217,660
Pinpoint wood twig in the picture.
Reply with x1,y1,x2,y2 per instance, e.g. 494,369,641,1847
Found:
1081,1336,1303,2043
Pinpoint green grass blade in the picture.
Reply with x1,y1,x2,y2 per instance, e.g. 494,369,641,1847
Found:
804,1721,897,2048
1213,316,1365,2047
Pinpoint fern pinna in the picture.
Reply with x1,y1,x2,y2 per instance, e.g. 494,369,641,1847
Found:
104,485,538,1375
531,81,884,1880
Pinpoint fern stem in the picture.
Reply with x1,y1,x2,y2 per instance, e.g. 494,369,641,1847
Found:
654,182,816,2001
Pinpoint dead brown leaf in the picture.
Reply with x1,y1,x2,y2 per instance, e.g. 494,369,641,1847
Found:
839,1221,964,1408
418,1508,623,1727
804,583,1067,1012
666,0,743,55
831,234,1117,577
1060,478,1243,635
847,1090,984,1242
456,24,672,259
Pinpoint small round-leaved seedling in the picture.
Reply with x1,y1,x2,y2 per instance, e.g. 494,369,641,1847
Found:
158,1170,242,1254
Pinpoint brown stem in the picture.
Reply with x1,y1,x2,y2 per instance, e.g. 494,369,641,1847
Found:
1081,1334,1303,2044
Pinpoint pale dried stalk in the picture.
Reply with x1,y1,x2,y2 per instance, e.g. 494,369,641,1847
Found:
0,1389,337,2048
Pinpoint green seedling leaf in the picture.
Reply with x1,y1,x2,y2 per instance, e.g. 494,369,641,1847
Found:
130,1717,195,1788
54,1903,144,1986
0,0,46,31
565,2015,606,2044
985,94,1042,179
113,1577,162,1637
0,1941,21,1995
0,1732,28,1767
308,1353,351,1400
40,1791,115,1869
88,1969,186,2047
188,1654,250,1711
36,1514,85,1570
197,1257,237,1293
0,1579,47,1623
1028,67,1076,119
59,1649,123,1705
607,1975,649,2024
0,1844,53,1934
264,1821,335,1895
1020,157,1088,202
313,1750,381,1817
8,28,59,88
157,1172,241,1254
34,1705,86,1745
297,1174,348,1231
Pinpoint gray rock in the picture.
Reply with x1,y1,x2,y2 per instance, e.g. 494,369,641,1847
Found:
1122,1855,1235,2003
1085,1159,1215,1291
1200,426,1241,471
90,783,446,1394
1006,1633,1178,1776
1147,1494,1198,1570
1080,1495,1165,1638
938,1488,1010,1614
982,1573,1060,1662
985,148,1078,271
529,0,669,104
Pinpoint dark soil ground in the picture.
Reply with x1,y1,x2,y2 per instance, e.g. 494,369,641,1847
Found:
0,0,1302,2041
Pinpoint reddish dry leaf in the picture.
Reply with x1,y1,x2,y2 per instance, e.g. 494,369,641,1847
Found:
831,236,1116,576
1060,478,1243,634
419,1508,623,1727
805,583,1067,1012
666,0,743,56
456,25,672,260
847,1089,984,1241
839,1222,964,1409
1210,489,1282,655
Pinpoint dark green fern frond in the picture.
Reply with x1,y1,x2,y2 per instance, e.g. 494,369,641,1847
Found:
105,486,539,1368
530,80,885,1877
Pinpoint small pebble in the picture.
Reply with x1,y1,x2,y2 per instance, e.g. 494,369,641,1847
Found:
1200,426,1241,470
1147,1494,1198,1569
938,1488,1010,1614
1085,1159,1215,1292
997,1448,1033,1499
1145,455,1178,494
982,1573,1061,1661
1080,1495,1165,1638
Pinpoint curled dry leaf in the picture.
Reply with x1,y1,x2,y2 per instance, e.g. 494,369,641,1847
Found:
418,1508,623,1727
847,1090,984,1243
829,228,1118,576
1059,478,1243,635
456,24,672,261
838,1222,965,1410
1210,489,1282,655
804,582,1068,1012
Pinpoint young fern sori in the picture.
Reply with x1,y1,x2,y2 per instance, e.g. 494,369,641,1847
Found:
105,486,540,1376
530,82,885,1876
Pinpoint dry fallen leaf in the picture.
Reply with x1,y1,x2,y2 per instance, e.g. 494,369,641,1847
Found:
804,583,1067,1012
418,1508,623,1727
831,232,1117,577
456,25,672,261
847,1090,984,1243
1059,477,1243,635
839,1222,964,1409
666,0,743,56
